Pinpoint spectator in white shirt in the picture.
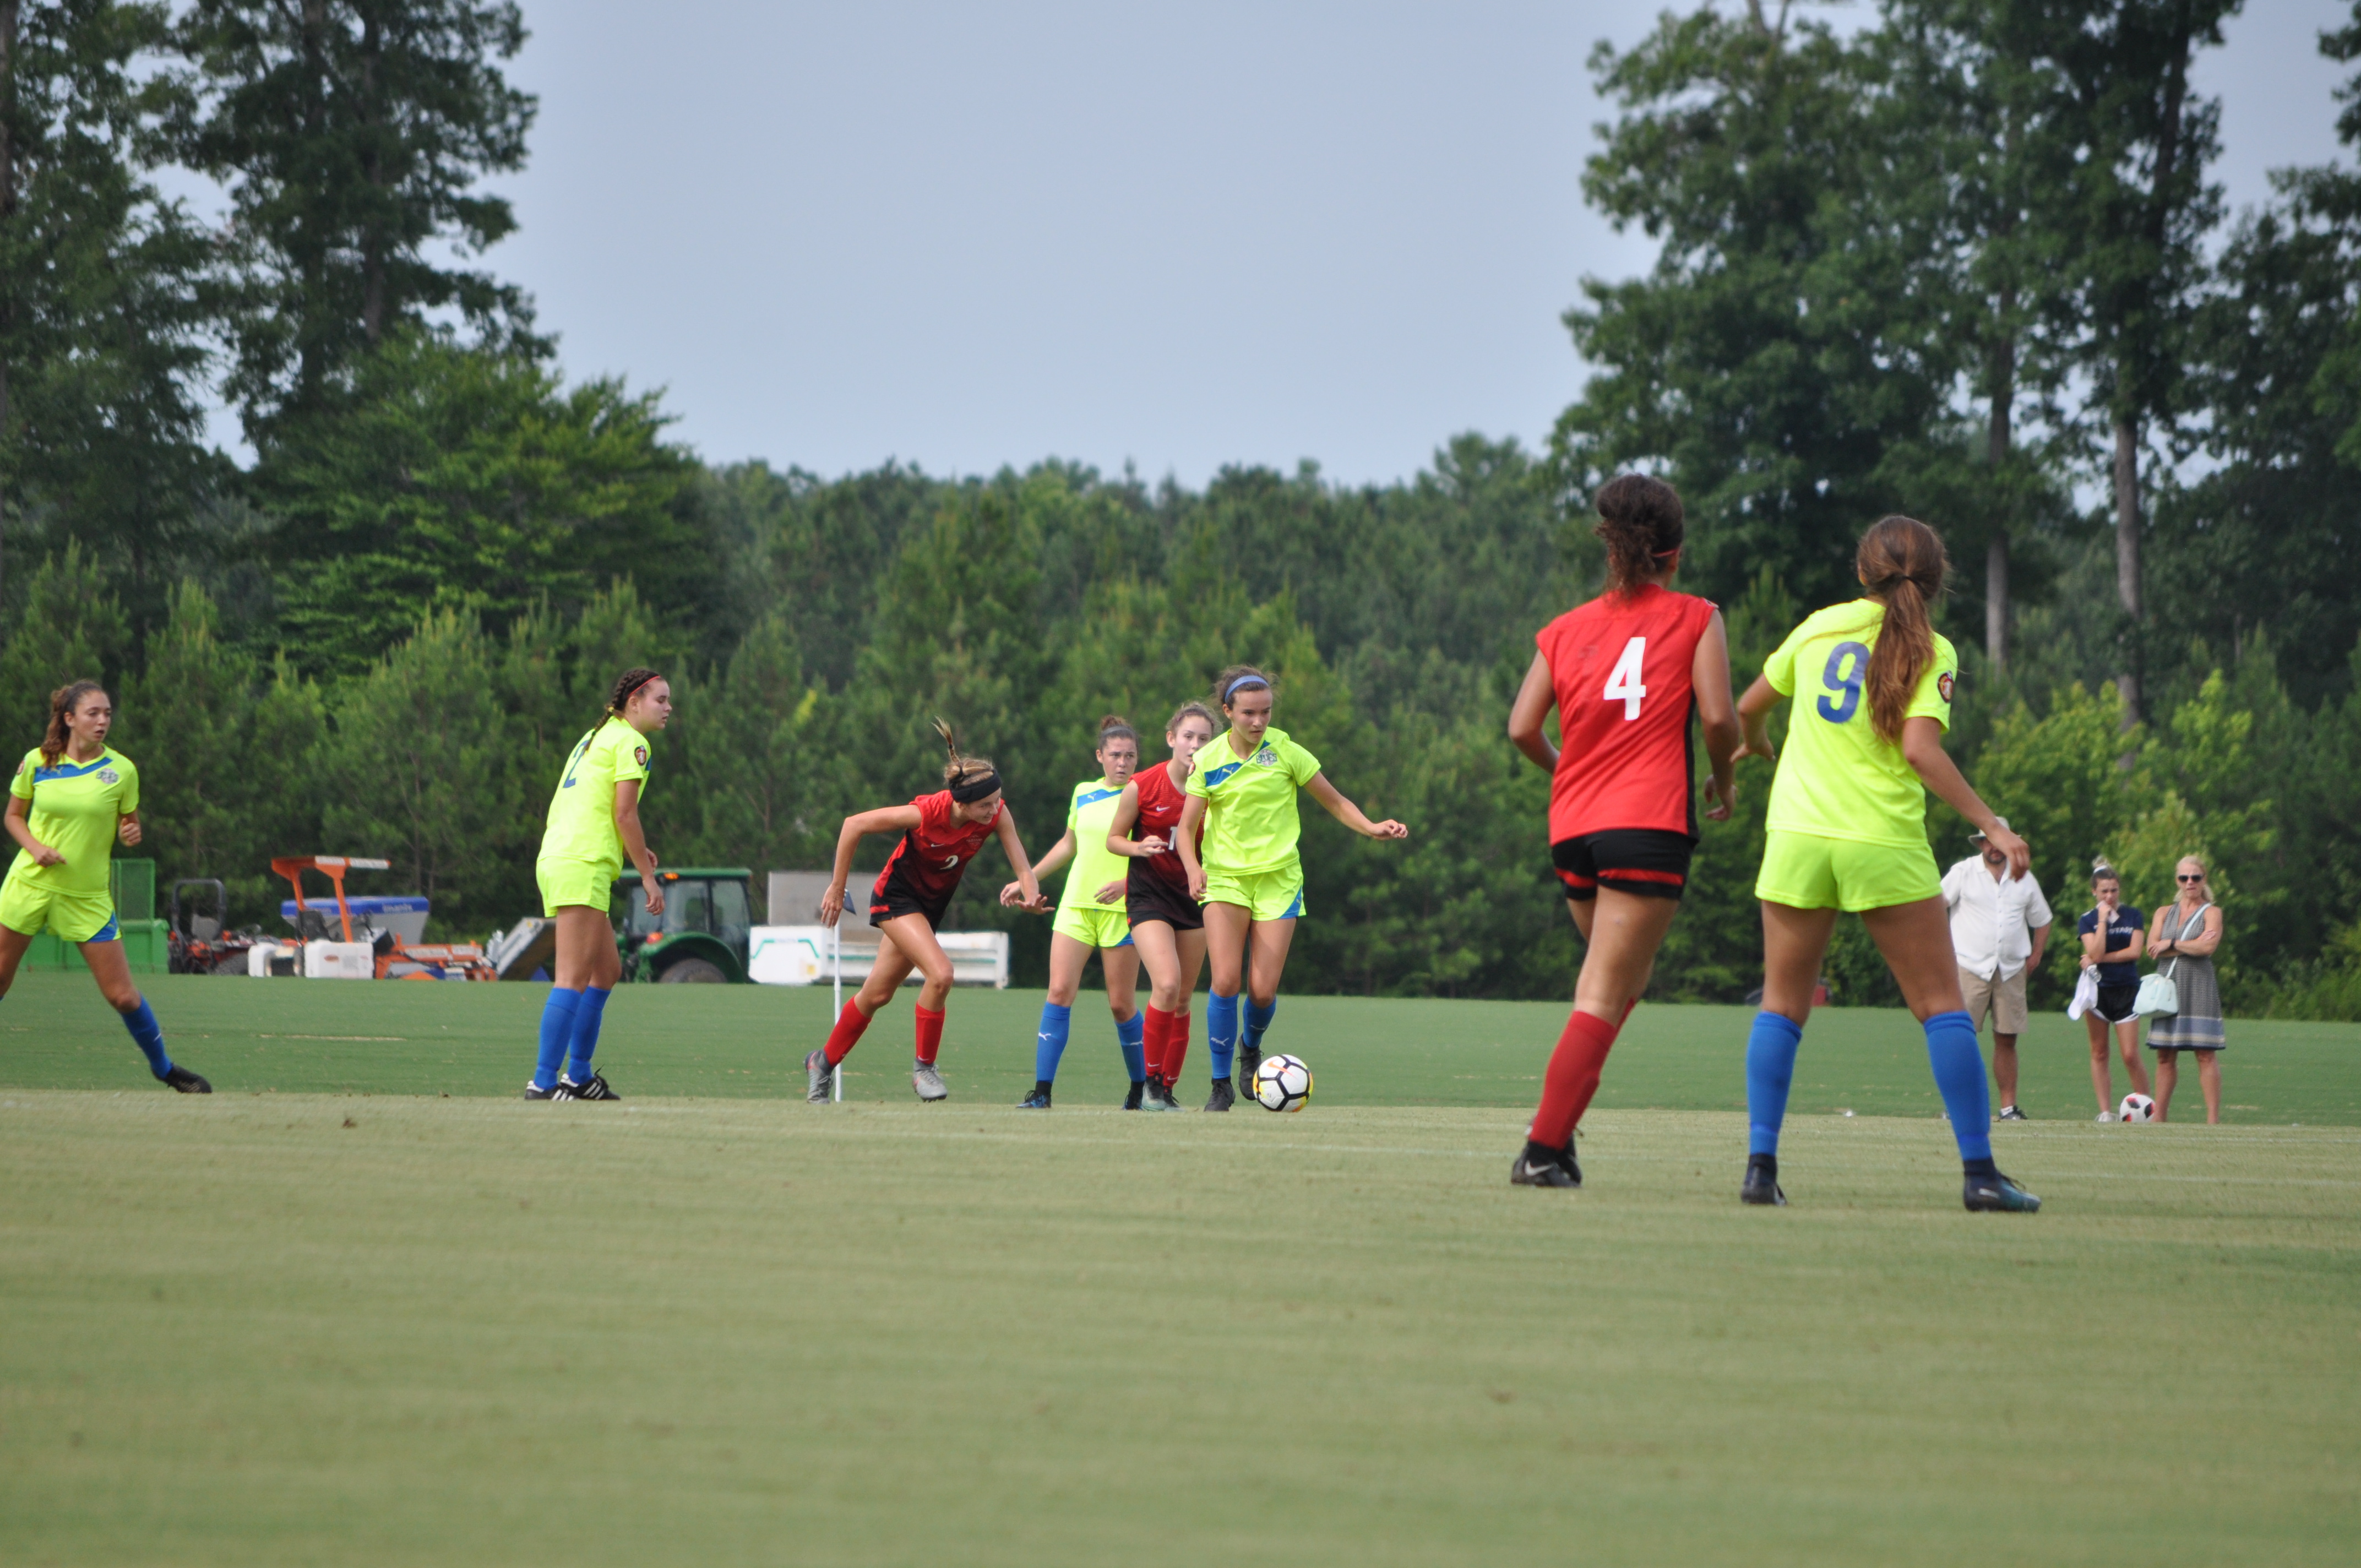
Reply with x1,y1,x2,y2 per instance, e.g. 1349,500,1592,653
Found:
1941,818,2053,1121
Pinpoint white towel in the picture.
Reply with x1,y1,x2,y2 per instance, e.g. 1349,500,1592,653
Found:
2067,966,2098,1022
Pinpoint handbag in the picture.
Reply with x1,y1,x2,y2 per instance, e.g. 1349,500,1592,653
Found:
2067,966,2098,1021
2134,902,2211,1018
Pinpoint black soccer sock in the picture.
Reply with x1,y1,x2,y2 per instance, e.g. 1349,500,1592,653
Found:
1963,1156,1999,1180
1748,1152,1777,1178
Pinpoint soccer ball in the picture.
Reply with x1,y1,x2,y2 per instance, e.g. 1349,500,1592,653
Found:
1251,1053,1312,1113
2119,1092,2157,1124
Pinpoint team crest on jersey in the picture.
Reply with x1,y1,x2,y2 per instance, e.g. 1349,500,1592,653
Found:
1254,747,1277,766
634,745,649,767
1937,672,1955,704
97,768,119,784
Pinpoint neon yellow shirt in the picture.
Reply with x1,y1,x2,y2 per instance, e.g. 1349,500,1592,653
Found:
539,717,651,867
1184,726,1322,874
1762,600,1956,847
7,747,139,896
1054,776,1131,915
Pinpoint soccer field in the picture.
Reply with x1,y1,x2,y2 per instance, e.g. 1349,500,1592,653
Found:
3,976,2358,1565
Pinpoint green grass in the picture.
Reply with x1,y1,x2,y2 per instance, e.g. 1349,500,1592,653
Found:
2,974,2357,1564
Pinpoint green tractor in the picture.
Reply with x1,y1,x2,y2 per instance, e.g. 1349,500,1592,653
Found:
612,867,755,983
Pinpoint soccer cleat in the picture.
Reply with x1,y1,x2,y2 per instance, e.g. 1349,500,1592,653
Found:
1203,1077,1236,1113
2094,1110,2115,1124
1996,1105,2028,1121
162,1064,212,1095
1123,1080,1145,1110
1963,1172,2042,1213
1236,1044,1262,1096
1740,1156,1787,1207
523,1080,562,1101
1017,1085,1053,1109
1510,1142,1581,1189
1140,1076,1177,1112
557,1072,620,1101
804,1049,836,1105
913,1063,948,1102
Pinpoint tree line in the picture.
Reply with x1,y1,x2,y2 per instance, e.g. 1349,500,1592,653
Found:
3,2,2360,1015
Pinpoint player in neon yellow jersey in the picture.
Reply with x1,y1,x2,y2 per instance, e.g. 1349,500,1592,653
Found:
524,667,672,1102
1007,716,1147,1109
0,680,208,1092
1176,665,1407,1110
1733,515,2038,1214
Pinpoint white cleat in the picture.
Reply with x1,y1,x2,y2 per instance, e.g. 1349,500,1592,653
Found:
805,1049,836,1105
2095,1110,2116,1124
912,1062,948,1102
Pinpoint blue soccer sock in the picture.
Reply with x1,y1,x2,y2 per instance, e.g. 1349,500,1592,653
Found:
1034,1001,1073,1085
534,987,581,1091
564,986,612,1082
1745,1010,1804,1157
1243,997,1277,1053
1207,992,1240,1080
121,998,172,1079
1115,1010,1145,1085
1924,1009,1994,1165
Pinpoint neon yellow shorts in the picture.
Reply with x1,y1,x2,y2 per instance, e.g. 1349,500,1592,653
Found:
1201,864,1306,922
1755,830,1941,913
0,875,119,943
1052,902,1134,949
538,857,620,916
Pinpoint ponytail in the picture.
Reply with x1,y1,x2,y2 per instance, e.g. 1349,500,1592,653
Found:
604,667,663,721
932,717,1003,802
1593,473,1685,596
40,681,106,770
1856,515,1949,744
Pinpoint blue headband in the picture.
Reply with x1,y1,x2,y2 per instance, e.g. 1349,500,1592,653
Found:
1224,676,1270,702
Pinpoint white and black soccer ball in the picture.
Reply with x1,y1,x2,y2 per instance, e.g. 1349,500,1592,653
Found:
1251,1053,1312,1113
2118,1092,2157,1124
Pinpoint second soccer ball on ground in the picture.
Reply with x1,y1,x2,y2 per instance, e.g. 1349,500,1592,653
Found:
1252,1053,1313,1113
2118,1092,2157,1124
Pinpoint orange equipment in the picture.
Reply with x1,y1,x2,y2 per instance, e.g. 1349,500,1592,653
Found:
269,855,498,981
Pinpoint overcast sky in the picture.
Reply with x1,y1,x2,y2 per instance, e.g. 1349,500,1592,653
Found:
483,1,2353,489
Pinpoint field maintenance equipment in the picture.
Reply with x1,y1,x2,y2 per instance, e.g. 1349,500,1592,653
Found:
269,855,497,981
612,867,756,982
167,878,263,974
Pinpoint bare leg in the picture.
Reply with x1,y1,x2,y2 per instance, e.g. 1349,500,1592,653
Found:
1857,897,1967,1020
78,939,146,1014
1131,922,1206,1011
1569,890,1680,1021
2085,1010,2116,1112
1993,1032,2019,1109
1045,931,1092,1008
2119,1021,2151,1095
1243,917,1297,1009
552,904,623,990
1101,944,1140,1021
2196,1049,2221,1123
855,931,921,1012
1759,902,1839,1023
1203,902,1250,997
0,923,33,999
2153,1048,2179,1121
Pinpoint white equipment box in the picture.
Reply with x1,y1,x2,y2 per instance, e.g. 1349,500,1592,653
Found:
748,925,1008,988
302,941,375,979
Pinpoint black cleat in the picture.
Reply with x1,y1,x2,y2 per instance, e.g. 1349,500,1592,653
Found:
1140,1076,1178,1112
1123,1080,1145,1110
523,1080,562,1101
162,1064,211,1095
1203,1077,1236,1113
1963,1171,2042,1212
1510,1140,1581,1188
556,1072,620,1101
1740,1156,1787,1207
1236,1044,1262,1096
1996,1105,2028,1122
1017,1084,1053,1109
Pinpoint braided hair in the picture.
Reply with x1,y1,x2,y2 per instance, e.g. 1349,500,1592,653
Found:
604,667,663,721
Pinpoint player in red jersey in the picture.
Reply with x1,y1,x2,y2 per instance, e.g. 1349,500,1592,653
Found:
1103,700,1218,1110
808,720,1047,1104
1503,474,1741,1188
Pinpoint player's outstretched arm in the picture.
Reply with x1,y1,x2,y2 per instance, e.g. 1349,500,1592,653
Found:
823,805,921,927
1899,717,2028,878
613,780,663,914
1693,612,1742,820
993,809,1048,912
1506,651,1558,772
6,794,60,866
1303,773,1407,840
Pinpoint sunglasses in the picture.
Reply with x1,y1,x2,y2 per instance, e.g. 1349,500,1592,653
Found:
2177,873,2205,883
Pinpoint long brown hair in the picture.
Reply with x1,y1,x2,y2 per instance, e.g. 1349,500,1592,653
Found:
603,667,663,721
1593,473,1685,596
1857,515,1949,744
40,680,106,769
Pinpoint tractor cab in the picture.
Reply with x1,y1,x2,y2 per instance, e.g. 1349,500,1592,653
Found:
612,867,754,983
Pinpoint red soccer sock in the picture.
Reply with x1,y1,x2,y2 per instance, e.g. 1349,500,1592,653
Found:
1163,1007,1192,1084
1143,1006,1173,1080
1530,1008,1621,1150
913,1004,945,1065
823,999,873,1066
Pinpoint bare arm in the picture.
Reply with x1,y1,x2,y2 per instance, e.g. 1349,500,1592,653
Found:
2028,921,2049,971
1177,796,1209,901
2154,904,2223,960
1302,773,1407,840
117,808,143,848
820,804,922,927
1693,612,1740,820
1734,674,1781,763
1104,783,1163,857
993,809,1048,912
2180,906,2224,958
1900,717,2028,878
1506,651,1557,772
613,780,662,915
5,794,61,866
1030,826,1078,883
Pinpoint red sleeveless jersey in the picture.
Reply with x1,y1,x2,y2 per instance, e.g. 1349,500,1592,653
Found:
1130,762,1196,891
1536,583,1717,843
872,791,1001,906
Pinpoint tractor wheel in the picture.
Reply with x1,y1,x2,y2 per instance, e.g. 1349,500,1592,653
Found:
657,957,727,984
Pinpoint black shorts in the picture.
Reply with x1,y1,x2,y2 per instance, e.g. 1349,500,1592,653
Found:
2092,982,2139,1025
869,868,951,930
1552,829,1694,902
1125,867,1204,932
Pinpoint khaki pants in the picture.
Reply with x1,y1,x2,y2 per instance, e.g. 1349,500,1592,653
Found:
1959,965,2028,1035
